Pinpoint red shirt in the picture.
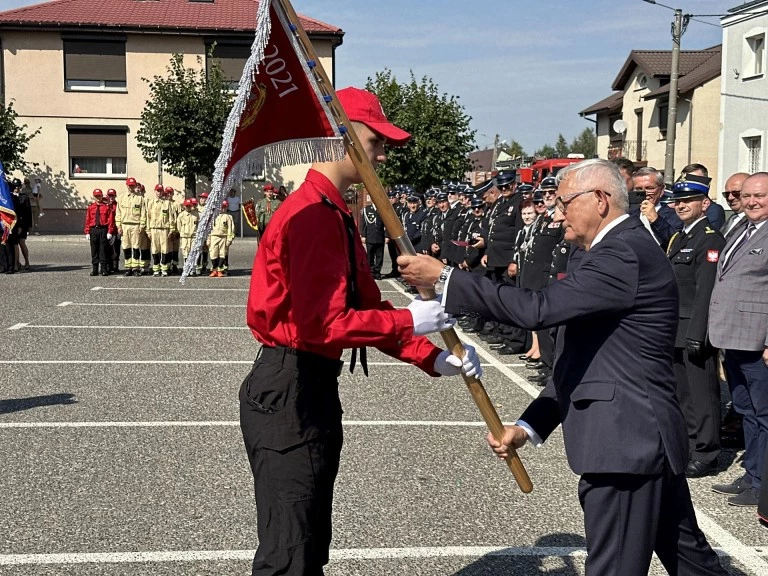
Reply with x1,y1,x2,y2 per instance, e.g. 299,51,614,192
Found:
247,169,441,374
84,201,117,234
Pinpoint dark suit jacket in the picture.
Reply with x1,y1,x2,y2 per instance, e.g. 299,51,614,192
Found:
630,203,683,248
445,216,688,476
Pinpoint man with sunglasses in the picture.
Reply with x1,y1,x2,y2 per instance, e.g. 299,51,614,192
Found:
398,158,726,576
721,172,749,240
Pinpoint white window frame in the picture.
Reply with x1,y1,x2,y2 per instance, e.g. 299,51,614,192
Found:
743,29,766,81
739,129,764,173
66,79,127,93
70,157,127,178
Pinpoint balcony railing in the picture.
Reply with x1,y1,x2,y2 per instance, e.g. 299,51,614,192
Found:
607,139,647,162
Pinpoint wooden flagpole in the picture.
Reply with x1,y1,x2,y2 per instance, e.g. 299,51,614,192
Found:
275,0,532,493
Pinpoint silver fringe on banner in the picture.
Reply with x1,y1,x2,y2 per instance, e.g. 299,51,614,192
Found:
181,0,346,283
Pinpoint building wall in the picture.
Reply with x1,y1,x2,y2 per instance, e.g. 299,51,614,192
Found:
1,29,336,232
718,4,768,194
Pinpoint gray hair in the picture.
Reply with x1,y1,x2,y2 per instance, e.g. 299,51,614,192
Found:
633,166,664,188
556,158,629,212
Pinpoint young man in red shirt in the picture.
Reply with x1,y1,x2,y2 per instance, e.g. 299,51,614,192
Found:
83,188,116,276
241,87,481,576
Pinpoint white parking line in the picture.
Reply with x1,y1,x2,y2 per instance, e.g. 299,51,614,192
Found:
7,323,29,330
91,286,249,292
10,325,251,330
387,280,768,575
0,420,515,429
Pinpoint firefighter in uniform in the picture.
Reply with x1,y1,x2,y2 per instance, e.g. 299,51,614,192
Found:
667,178,726,478
360,195,386,279
115,177,146,276
165,186,182,274
83,188,116,276
197,192,211,274
255,183,282,232
177,197,199,275
209,200,235,277
137,183,152,274
384,188,404,277
106,188,120,273
482,171,526,354
146,184,176,277
520,177,564,380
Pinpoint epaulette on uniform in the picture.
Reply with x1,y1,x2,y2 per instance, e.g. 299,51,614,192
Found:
704,227,715,234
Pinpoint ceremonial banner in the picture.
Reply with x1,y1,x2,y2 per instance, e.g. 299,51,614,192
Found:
0,162,17,244
241,199,260,232
183,0,345,279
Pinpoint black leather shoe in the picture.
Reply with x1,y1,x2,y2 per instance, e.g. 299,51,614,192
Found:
526,361,546,370
518,354,532,360
712,475,751,495
463,326,482,334
484,335,505,345
124,269,134,277
489,343,507,350
685,460,718,478
497,345,522,355
728,487,760,507
528,372,551,384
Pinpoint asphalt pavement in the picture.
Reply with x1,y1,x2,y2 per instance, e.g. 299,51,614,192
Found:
1,236,767,575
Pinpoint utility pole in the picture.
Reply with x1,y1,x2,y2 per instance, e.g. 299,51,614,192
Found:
492,133,499,171
156,149,163,187
663,9,683,185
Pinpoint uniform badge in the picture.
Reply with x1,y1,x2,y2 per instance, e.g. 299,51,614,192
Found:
548,221,561,229
560,247,567,254
507,207,514,215
680,248,693,253
706,250,719,263
749,248,764,255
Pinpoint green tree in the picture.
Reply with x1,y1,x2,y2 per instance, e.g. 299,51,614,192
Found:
534,144,556,158
570,127,596,158
137,52,233,195
365,69,475,191
502,139,525,159
555,133,570,158
0,100,40,172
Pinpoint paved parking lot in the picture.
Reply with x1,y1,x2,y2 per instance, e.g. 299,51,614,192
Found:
1,237,767,575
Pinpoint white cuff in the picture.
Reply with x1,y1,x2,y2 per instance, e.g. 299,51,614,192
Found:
440,267,456,309
515,419,543,448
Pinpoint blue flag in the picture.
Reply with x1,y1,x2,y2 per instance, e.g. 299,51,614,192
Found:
0,161,17,244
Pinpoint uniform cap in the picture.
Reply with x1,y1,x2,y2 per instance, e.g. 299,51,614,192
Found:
183,198,194,207
263,183,275,191
92,188,103,196
539,176,558,190
387,189,399,198
436,192,449,202
407,194,421,203
533,190,544,203
125,177,137,187
670,180,708,201
200,192,209,199
164,186,174,194
473,179,495,196
470,197,485,209
337,87,411,147
222,200,229,208
518,184,535,194
495,171,516,188
190,197,199,206
154,184,164,192
106,188,117,196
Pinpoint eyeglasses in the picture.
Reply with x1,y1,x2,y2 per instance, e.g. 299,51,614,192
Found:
633,186,661,193
723,190,741,199
542,190,557,196
555,189,610,214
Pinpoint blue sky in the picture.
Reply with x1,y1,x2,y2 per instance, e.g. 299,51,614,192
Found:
3,0,731,152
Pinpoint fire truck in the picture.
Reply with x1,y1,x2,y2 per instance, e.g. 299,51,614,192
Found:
517,155,584,187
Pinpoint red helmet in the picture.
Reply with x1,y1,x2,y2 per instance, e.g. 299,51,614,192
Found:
93,188,103,196
222,200,229,208
263,183,275,191
164,186,174,194
200,192,209,199
106,188,117,196
125,177,137,187
190,198,199,206
154,184,164,192
183,198,194,207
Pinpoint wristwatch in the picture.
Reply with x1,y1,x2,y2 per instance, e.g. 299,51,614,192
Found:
433,265,453,295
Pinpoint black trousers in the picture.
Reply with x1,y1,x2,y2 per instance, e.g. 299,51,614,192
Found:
490,266,525,347
89,227,108,269
366,242,384,277
240,346,344,576
537,327,556,369
386,241,400,276
673,347,721,465
579,462,726,576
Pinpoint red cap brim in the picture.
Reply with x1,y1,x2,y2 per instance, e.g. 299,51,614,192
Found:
364,121,411,147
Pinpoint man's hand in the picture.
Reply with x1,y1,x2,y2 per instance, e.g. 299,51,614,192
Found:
398,254,445,288
85,233,90,241
472,238,485,249
507,262,518,277
685,339,705,361
487,425,529,459
433,343,482,378
431,243,440,254
406,298,455,336
361,237,366,244
481,254,488,267
640,200,658,223
117,227,122,235
763,347,768,367
385,238,390,244
107,233,113,241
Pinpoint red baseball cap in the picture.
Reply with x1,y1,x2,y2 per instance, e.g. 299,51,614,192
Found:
263,183,275,191
337,87,411,147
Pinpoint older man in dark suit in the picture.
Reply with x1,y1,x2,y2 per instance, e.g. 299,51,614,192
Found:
398,159,726,576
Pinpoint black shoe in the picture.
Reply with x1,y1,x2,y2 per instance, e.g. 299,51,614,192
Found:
728,487,760,507
124,269,134,277
528,372,551,384
90,268,98,276
101,270,110,276
518,354,533,360
373,273,382,280
496,345,521,356
463,326,482,334
484,335,505,345
712,475,752,495
526,361,546,370
489,342,508,350
685,460,718,478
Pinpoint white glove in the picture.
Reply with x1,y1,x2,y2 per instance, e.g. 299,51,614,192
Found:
434,344,483,378
407,298,455,336
85,234,90,240
107,233,113,240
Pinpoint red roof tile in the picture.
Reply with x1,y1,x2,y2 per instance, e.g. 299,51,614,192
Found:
611,46,721,91
0,0,343,35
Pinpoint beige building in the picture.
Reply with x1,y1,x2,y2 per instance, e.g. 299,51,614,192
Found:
580,46,722,200
0,0,343,232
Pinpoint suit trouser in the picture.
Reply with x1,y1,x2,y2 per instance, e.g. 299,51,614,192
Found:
89,227,108,269
386,241,399,276
673,347,721,465
724,349,768,490
579,462,726,576
366,243,384,276
240,347,343,576
537,327,556,369
490,266,525,347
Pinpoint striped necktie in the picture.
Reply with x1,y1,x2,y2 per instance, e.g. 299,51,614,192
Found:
723,222,756,269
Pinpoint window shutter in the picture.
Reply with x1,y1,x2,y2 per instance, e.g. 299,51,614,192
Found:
64,40,126,82
69,130,127,158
